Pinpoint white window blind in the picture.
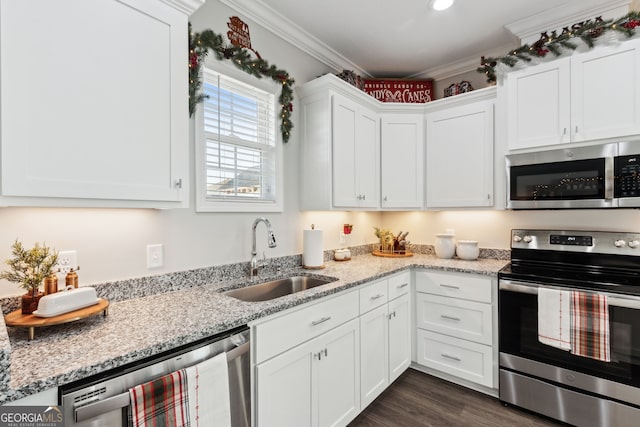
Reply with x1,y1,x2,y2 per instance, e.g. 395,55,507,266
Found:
202,69,276,202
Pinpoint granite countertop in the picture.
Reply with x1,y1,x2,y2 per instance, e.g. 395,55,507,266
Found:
0,253,507,404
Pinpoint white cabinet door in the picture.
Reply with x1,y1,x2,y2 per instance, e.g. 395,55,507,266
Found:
359,305,389,409
316,319,360,427
357,106,380,208
426,100,494,208
388,293,411,383
506,57,571,150
0,0,188,207
331,93,379,208
381,114,424,208
332,94,360,207
256,318,360,427
256,338,314,427
571,38,640,142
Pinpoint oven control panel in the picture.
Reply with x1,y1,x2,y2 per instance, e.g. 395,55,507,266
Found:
511,229,640,255
549,234,593,246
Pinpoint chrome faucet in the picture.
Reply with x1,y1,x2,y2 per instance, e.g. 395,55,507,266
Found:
250,217,277,279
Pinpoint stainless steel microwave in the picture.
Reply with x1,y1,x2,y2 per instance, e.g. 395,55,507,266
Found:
506,141,640,209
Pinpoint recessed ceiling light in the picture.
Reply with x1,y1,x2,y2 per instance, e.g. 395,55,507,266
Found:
430,0,454,11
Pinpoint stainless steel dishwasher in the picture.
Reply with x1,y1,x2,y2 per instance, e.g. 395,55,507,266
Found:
59,325,250,427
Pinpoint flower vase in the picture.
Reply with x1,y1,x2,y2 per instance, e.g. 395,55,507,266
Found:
21,291,44,315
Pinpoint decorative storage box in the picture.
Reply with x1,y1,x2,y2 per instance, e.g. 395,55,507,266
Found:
363,78,433,103
444,81,474,98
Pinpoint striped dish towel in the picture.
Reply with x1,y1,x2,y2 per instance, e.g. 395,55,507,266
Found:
129,369,190,427
571,291,610,362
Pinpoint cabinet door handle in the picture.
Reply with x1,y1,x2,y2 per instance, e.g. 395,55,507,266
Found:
441,353,462,362
362,194,366,200
311,316,331,326
383,196,388,202
397,283,409,289
174,178,183,189
562,127,567,136
440,314,461,321
370,293,385,300
439,284,460,290
388,311,396,320
575,125,579,134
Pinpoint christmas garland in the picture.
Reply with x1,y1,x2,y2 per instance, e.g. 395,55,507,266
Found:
478,11,640,84
188,23,295,143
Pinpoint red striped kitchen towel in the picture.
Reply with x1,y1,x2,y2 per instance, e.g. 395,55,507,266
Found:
571,291,610,362
129,369,190,427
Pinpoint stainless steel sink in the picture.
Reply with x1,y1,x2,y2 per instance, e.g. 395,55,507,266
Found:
223,275,337,302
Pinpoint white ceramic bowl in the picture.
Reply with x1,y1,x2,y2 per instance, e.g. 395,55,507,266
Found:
456,240,479,260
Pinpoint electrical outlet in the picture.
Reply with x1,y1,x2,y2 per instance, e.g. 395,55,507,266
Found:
55,250,77,274
147,244,164,269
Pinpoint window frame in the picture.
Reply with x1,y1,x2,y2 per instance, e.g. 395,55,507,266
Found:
194,61,283,213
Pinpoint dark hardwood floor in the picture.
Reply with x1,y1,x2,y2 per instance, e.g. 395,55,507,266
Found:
349,369,563,427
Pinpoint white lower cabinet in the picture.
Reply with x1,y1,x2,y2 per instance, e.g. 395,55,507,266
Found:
254,290,360,427
358,272,412,409
414,270,495,389
256,318,360,427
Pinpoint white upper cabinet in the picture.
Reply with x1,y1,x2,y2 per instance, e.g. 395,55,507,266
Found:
0,0,200,208
506,38,640,151
426,98,494,208
332,94,380,208
507,58,571,150
571,39,640,142
380,113,424,209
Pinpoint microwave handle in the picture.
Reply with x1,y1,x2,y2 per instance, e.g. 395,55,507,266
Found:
605,156,614,200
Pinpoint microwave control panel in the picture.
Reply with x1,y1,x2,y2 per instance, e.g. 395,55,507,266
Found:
615,154,640,197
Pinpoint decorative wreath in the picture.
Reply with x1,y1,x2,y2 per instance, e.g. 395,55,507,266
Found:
188,23,295,143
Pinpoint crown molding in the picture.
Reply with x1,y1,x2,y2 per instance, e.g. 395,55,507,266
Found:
219,0,369,76
409,43,517,80
506,0,630,45
159,0,205,15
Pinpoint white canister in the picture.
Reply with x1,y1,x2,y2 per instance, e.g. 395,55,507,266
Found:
456,240,479,260
434,234,456,259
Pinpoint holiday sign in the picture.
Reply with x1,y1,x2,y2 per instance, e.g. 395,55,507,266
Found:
227,16,261,58
363,79,433,103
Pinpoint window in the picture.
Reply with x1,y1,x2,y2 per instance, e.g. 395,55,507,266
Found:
196,67,282,212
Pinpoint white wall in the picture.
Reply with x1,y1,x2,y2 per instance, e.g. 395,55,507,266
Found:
382,210,640,249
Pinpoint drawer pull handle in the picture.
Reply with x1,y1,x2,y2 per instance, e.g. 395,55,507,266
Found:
440,314,461,321
311,316,332,326
370,293,385,300
439,284,460,290
397,283,409,289
441,353,461,362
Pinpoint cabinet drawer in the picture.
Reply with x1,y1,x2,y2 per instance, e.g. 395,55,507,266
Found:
254,290,359,363
415,270,492,303
387,271,411,300
416,293,492,345
416,329,493,388
359,279,388,314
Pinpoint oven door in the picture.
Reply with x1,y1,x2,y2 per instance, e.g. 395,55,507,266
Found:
499,280,640,406
506,144,616,209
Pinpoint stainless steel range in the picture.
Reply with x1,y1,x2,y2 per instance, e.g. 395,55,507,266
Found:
499,229,640,427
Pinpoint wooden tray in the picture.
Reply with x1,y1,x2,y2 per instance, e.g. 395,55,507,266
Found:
372,251,413,258
4,298,109,340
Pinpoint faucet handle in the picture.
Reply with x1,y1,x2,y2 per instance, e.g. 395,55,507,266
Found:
268,231,277,248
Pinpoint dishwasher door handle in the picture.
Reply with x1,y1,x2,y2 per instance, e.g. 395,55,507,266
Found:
75,392,130,423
